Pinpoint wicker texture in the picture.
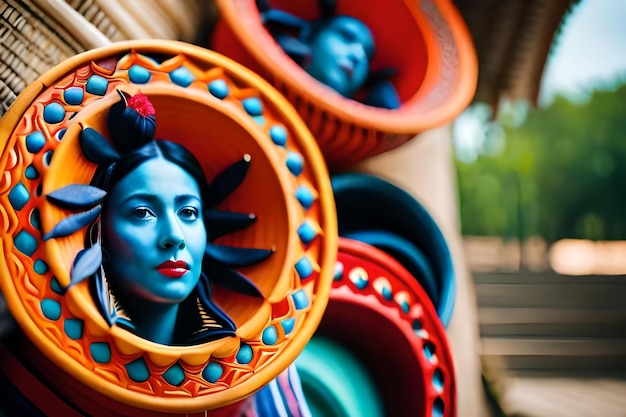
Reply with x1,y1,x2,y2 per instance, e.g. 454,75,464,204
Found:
0,0,212,116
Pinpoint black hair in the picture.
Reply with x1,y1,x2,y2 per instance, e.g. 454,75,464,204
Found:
102,140,209,202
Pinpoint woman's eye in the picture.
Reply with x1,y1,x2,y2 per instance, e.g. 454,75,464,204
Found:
340,28,357,42
179,207,199,220
132,207,155,219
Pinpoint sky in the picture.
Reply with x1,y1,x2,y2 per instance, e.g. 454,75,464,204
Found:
539,0,626,105
453,0,626,163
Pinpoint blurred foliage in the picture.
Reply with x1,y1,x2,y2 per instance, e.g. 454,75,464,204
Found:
455,83,626,243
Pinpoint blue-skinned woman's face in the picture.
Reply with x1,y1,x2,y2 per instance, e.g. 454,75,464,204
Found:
303,15,374,98
102,157,207,304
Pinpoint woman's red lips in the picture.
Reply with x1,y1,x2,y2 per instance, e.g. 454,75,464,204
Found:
156,260,189,278
339,62,354,79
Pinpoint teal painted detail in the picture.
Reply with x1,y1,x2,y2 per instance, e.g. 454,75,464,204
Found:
33,259,48,274
354,276,368,289
14,230,37,256
286,152,304,176
86,75,109,96
64,318,83,340
43,150,53,166
399,300,410,314
423,341,436,364
350,270,368,290
163,363,185,386
295,185,314,209
242,97,262,116
412,318,422,331
297,221,317,245
56,128,67,141
381,286,392,300
40,299,61,320
8,183,29,210
281,318,295,334
43,103,65,124
414,327,428,339
236,344,253,364
63,87,84,105
269,125,287,146
90,342,111,364
432,368,444,393
295,257,313,279
291,289,309,310
25,165,38,180
262,325,278,345
125,358,150,382
382,287,393,301
252,115,265,126
50,277,63,294
25,131,46,153
128,65,151,84
169,66,194,87
432,397,444,417
333,262,344,281
208,79,229,99
202,362,223,383
30,208,41,230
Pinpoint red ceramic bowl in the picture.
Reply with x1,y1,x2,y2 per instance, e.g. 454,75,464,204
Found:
210,0,477,167
299,237,456,416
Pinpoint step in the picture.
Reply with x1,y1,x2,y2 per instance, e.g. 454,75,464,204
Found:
481,337,626,376
475,283,626,308
479,307,626,338
499,376,626,417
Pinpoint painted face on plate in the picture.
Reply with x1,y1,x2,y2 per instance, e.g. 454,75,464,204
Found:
102,157,207,304
303,15,374,97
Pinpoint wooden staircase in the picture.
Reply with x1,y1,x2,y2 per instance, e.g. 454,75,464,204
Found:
474,271,626,416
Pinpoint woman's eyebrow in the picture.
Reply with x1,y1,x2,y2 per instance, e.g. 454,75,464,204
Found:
119,193,201,204
119,192,157,206
174,194,202,205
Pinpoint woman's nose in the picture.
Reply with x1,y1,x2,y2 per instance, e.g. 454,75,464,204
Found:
158,216,186,250
347,43,367,63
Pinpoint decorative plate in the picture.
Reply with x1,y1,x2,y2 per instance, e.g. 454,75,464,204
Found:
0,39,336,414
312,237,456,416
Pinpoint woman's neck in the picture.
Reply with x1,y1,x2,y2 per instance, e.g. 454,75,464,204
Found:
125,301,179,345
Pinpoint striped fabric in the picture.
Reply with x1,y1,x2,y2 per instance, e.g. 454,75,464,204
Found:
250,365,313,417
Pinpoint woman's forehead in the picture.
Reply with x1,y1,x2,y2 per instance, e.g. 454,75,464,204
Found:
326,16,374,53
112,158,202,201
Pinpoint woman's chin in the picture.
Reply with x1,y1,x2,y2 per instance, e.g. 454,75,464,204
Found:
141,285,195,305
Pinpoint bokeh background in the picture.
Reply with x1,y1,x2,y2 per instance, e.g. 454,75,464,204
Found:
453,1,626,415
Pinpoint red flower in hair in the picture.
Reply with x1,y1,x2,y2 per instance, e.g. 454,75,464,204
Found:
108,90,157,152
127,93,155,118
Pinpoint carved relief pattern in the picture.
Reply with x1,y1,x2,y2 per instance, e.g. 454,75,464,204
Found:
0,47,331,406
335,247,455,417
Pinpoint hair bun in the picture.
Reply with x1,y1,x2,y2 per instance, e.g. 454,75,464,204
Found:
107,90,156,153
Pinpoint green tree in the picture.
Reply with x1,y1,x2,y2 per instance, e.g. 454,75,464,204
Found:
455,82,626,242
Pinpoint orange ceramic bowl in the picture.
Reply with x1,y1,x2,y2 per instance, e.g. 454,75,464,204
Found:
211,0,477,167
0,40,336,415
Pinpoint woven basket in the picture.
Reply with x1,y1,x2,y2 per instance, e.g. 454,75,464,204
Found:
0,0,212,116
